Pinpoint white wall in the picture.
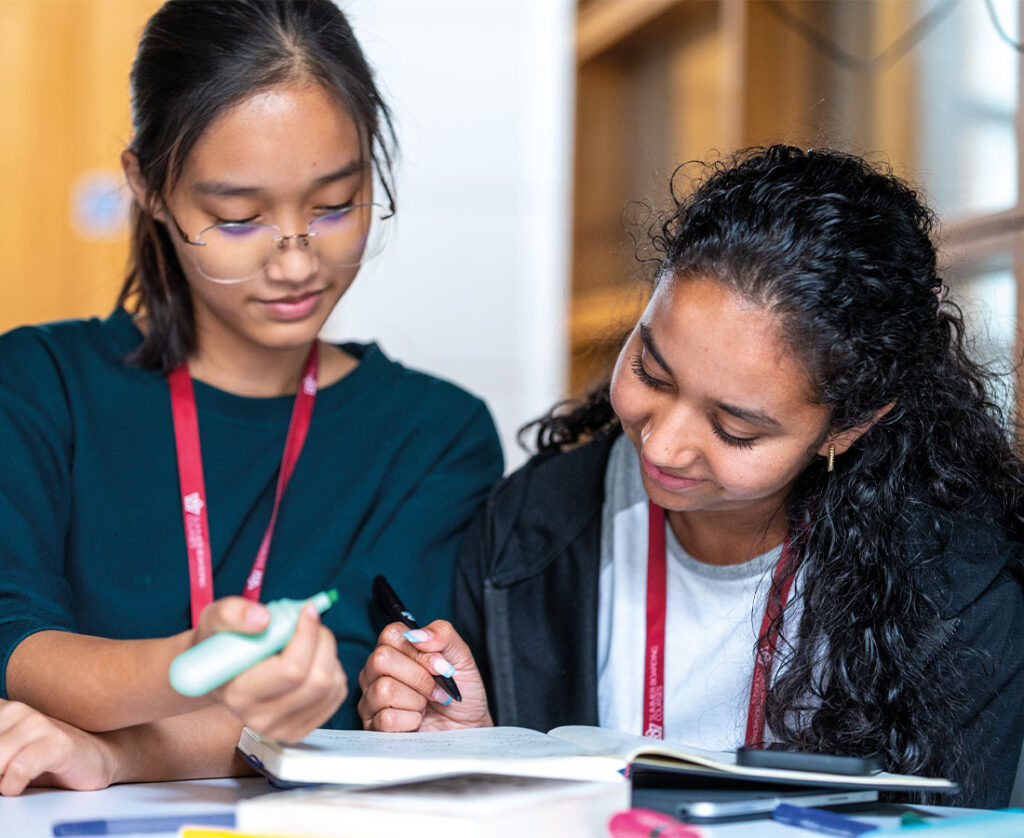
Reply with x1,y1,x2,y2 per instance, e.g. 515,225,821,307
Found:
323,0,575,471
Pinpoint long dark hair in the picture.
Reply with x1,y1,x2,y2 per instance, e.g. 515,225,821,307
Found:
528,145,1024,791
117,0,396,371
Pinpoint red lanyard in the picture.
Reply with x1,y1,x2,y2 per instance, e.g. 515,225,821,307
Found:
168,344,319,627
642,501,797,746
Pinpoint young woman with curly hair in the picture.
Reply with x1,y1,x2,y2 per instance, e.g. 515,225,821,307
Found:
360,145,1024,808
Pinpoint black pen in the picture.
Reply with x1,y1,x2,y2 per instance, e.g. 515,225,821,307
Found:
372,574,462,703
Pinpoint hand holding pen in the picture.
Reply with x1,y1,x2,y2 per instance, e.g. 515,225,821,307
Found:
358,575,493,732
372,575,462,703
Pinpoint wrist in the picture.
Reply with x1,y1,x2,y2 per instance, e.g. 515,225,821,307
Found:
98,708,249,783
95,729,128,785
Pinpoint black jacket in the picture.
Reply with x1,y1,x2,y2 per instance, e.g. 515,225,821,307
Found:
453,433,1024,808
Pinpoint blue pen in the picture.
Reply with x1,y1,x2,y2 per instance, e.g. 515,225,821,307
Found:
772,803,876,837
52,812,234,836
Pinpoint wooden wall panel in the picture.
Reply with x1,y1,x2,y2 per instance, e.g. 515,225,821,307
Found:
741,0,833,150
0,0,159,332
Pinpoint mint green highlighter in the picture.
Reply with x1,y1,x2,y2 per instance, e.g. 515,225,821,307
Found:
169,589,339,697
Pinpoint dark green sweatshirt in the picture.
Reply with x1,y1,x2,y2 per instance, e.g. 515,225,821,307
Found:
0,310,503,729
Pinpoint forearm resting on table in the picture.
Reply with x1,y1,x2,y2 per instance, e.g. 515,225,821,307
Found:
101,705,254,784
7,630,209,732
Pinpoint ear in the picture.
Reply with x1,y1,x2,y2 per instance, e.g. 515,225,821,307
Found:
817,401,896,459
121,150,165,221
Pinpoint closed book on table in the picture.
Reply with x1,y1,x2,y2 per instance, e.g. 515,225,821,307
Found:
235,773,630,838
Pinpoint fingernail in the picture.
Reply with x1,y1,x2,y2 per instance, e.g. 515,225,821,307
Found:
246,605,271,628
430,656,456,679
402,629,431,643
431,687,453,706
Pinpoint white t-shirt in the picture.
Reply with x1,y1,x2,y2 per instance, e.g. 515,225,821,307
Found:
597,434,789,750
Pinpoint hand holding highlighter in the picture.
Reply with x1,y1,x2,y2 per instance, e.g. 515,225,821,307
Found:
169,589,339,697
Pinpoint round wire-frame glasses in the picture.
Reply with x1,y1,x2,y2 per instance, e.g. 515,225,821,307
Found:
167,201,394,284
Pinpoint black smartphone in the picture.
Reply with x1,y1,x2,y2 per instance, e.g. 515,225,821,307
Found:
635,785,879,823
736,746,882,776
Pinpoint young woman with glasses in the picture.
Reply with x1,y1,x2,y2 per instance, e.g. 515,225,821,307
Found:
0,0,502,794
359,146,1024,808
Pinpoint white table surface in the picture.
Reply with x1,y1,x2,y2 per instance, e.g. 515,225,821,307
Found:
0,777,965,837
0,777,268,838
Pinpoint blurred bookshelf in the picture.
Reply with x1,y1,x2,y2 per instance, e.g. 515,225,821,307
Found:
570,0,1023,412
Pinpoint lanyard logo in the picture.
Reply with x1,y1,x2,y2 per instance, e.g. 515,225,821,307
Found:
183,492,205,517
245,568,265,592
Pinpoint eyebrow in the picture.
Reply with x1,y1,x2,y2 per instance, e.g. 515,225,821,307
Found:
640,323,782,430
716,401,782,429
640,324,672,373
191,159,364,198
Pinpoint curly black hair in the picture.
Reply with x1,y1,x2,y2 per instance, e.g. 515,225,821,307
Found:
526,145,1024,797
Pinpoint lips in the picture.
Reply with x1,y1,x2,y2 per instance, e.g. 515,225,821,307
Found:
640,454,703,492
259,288,326,320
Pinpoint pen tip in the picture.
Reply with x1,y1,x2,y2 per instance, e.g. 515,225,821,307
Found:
326,588,339,604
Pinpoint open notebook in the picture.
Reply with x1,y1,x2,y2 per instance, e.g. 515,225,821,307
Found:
237,724,958,794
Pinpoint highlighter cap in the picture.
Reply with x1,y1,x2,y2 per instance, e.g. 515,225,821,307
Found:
310,589,339,613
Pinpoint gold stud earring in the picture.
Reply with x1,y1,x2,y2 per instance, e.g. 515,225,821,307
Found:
827,444,835,473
